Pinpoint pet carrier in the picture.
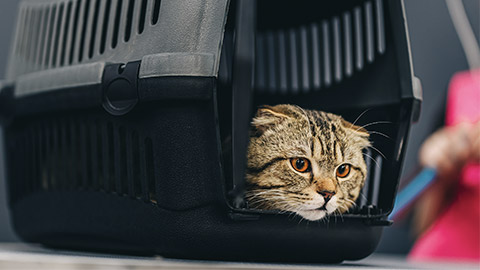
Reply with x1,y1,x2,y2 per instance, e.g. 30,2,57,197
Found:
0,0,421,263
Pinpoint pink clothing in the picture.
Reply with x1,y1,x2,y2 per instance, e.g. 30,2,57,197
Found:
409,69,480,262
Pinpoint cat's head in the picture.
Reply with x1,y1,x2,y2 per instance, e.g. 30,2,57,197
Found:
246,104,370,221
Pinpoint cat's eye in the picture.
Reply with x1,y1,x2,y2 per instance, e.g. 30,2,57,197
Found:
336,164,351,178
290,158,311,173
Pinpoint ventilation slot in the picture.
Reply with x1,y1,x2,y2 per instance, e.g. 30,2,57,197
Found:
145,138,156,203
23,8,33,64
88,0,101,59
59,119,69,189
343,11,353,77
13,8,26,61
36,8,48,67
45,122,53,190
79,121,88,188
111,0,123,48
53,121,61,189
124,129,134,197
254,0,386,94
354,6,364,70
78,0,91,62
375,0,386,54
300,26,310,92
321,20,332,87
152,0,161,25
60,2,73,66
131,132,142,199
101,122,112,191
124,0,135,42
358,149,383,209
277,31,288,93
99,0,112,54
22,7,32,69
64,121,73,189
34,126,42,192
51,3,65,67
254,34,265,91
43,5,57,68
30,8,42,70
113,126,128,194
138,0,148,34
106,122,115,191
26,132,34,194
69,0,82,64
265,31,277,93
23,8,34,68
71,119,81,188
364,1,374,63
332,17,342,83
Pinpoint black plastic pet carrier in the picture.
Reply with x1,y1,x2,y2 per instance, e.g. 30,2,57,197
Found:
0,0,421,263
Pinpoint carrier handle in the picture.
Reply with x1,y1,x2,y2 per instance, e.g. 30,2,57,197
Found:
230,0,256,208
410,76,422,123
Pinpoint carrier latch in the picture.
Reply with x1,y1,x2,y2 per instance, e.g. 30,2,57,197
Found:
102,61,140,116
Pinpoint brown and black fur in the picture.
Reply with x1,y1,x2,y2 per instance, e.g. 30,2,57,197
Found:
246,104,370,221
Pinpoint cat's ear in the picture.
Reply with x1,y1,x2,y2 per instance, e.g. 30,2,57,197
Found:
252,105,294,134
340,118,370,139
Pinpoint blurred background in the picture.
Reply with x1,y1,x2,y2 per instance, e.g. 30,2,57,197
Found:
0,0,478,255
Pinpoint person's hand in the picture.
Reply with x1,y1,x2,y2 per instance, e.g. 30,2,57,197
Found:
414,121,480,235
419,122,480,176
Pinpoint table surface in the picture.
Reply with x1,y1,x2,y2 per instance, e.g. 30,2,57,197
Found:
0,243,478,270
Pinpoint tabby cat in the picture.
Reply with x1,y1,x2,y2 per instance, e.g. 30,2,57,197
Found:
246,104,370,221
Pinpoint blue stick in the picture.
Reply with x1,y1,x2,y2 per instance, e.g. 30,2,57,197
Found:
389,168,437,220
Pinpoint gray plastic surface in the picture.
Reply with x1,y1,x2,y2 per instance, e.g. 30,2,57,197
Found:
15,62,105,97
8,0,229,96
412,76,422,101
139,53,216,78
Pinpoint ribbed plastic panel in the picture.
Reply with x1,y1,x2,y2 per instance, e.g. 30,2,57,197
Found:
255,0,386,94
8,115,157,205
7,0,229,81
10,0,159,77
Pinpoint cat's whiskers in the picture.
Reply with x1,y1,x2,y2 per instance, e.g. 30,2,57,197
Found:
337,202,350,212
247,190,307,212
368,145,387,160
335,209,345,222
245,189,286,199
349,108,372,128
246,192,287,205
357,120,392,131
344,198,357,207
251,200,292,211
363,152,380,168
344,120,392,142
246,189,312,209
367,131,391,140
247,193,287,203
296,106,315,138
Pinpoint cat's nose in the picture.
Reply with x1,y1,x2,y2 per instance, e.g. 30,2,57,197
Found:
318,190,336,202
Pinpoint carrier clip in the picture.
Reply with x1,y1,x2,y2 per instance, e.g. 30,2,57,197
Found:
102,61,140,116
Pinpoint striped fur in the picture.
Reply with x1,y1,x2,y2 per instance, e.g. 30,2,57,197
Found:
246,104,370,221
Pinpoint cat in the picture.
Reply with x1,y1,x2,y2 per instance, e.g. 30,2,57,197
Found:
245,104,370,221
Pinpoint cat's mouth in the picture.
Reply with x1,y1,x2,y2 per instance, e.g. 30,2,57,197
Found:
315,205,327,211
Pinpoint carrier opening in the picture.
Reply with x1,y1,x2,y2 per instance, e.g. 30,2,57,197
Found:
218,0,412,221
